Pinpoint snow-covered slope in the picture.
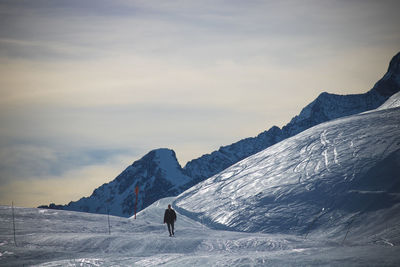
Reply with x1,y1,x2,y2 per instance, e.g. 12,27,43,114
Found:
2,196,400,266
58,149,191,217
175,95,400,240
377,91,400,110
183,52,400,183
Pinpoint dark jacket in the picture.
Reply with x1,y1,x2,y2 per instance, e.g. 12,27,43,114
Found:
164,208,177,224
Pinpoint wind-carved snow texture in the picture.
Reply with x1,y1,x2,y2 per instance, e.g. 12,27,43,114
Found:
175,95,400,241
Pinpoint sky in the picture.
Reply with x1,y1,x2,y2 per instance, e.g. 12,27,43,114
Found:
0,0,399,208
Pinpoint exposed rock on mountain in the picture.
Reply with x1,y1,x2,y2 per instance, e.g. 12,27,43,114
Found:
56,148,191,217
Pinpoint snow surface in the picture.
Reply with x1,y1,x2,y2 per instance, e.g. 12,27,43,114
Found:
2,197,400,266
377,91,400,110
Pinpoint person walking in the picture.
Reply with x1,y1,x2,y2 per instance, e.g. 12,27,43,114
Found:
164,204,177,236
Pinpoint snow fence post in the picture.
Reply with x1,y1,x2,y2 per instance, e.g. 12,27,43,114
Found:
12,201,17,247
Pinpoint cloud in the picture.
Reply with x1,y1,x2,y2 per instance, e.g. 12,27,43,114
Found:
0,154,134,207
0,142,136,183
0,144,58,180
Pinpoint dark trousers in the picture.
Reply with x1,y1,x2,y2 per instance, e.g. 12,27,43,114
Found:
166,222,174,236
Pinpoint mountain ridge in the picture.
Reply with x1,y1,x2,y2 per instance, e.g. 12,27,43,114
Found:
183,52,400,184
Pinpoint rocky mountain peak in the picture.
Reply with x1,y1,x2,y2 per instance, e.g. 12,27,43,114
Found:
388,51,400,74
372,52,400,96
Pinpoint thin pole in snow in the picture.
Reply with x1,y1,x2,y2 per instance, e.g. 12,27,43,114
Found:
342,216,356,245
107,207,111,235
12,201,17,247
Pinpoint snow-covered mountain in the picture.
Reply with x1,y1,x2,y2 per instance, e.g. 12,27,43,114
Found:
58,148,191,217
40,52,400,217
183,52,400,184
174,92,400,239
